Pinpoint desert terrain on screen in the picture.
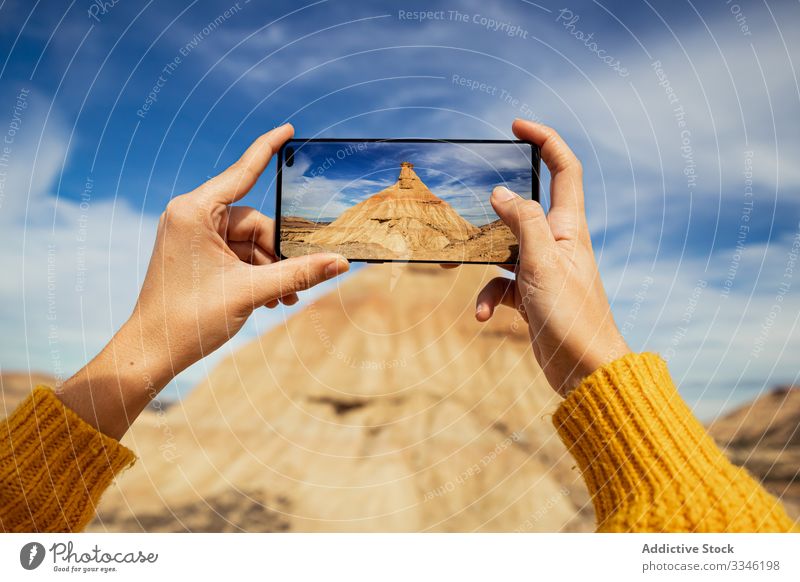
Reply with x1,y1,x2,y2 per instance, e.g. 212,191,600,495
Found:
279,142,533,262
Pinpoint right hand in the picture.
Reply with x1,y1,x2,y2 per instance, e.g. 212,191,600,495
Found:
476,119,630,397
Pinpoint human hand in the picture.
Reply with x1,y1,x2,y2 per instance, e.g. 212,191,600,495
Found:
476,119,629,397
59,124,349,438
127,123,348,377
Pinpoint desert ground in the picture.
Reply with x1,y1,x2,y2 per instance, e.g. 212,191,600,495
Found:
2,266,797,532
707,386,800,517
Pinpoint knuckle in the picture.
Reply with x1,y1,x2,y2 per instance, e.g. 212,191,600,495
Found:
163,196,191,224
555,151,580,173
233,161,257,185
260,141,275,161
541,124,558,139
250,209,270,232
164,198,179,216
526,200,546,216
161,198,183,225
519,201,545,223
289,265,311,291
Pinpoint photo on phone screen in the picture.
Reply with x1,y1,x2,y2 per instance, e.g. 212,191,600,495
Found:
276,139,540,264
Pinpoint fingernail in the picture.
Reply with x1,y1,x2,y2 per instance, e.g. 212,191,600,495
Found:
324,256,349,279
493,186,515,202
476,303,487,318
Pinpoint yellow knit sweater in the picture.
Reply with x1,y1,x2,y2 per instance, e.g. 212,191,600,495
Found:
0,353,796,532
0,388,135,532
553,353,796,532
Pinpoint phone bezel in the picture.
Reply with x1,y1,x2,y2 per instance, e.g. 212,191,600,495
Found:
275,138,541,265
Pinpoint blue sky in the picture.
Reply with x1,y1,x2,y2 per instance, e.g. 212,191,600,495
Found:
0,0,798,418
281,140,534,224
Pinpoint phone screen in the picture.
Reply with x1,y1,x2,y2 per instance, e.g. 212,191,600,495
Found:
276,139,539,264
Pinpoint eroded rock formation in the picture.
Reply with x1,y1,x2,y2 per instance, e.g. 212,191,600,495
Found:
307,162,480,256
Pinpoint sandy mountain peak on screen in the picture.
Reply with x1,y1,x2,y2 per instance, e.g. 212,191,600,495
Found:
307,162,480,253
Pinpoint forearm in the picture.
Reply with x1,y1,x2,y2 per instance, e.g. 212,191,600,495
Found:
553,352,797,532
57,315,174,441
0,310,171,531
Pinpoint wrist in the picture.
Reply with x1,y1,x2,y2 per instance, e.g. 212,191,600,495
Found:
558,330,631,397
56,322,175,440
112,315,176,392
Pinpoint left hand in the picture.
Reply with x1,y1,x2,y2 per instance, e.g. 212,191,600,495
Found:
59,124,349,439
129,123,348,377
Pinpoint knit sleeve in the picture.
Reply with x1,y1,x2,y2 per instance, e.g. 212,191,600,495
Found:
552,352,798,532
0,386,136,532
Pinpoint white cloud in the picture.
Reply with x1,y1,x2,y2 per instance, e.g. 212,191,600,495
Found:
0,91,158,385
600,226,800,421
281,143,533,224
463,9,800,419
0,93,328,399
4,2,798,419
281,154,389,220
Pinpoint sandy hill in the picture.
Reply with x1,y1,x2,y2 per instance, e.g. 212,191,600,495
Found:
708,386,800,449
1,372,57,413
280,215,326,230
90,264,593,532
281,163,519,262
464,218,519,262
279,215,329,244
307,162,479,256
3,273,796,530
708,386,800,518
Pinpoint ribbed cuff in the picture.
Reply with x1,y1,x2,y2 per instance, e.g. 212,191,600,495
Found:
552,353,795,531
1,387,136,532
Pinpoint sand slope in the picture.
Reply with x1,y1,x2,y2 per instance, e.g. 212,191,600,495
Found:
307,163,479,253
708,386,800,519
4,270,797,530
91,265,593,532
280,163,518,262
0,372,56,413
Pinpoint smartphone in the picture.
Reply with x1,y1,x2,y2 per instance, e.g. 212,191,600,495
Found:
275,139,540,264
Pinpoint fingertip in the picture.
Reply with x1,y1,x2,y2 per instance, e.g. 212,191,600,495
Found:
512,118,533,138
323,254,349,279
280,293,299,306
265,123,294,146
475,302,493,322
512,118,551,146
492,185,516,202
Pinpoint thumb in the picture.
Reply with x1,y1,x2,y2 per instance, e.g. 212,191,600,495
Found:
490,186,554,249
246,253,349,306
